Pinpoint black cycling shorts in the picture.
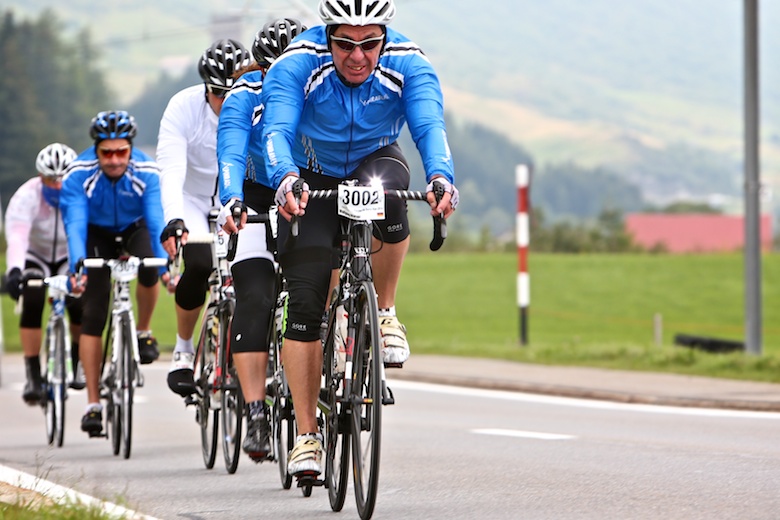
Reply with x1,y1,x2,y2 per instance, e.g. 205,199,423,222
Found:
19,258,83,329
81,221,159,337
279,142,410,342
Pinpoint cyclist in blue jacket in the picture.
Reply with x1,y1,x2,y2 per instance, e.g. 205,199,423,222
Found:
61,110,169,437
217,18,307,463
261,0,459,477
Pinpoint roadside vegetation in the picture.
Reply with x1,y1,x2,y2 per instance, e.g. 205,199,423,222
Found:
4,251,778,383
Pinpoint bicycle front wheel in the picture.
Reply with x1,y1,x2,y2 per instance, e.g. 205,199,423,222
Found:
219,301,243,474
196,310,219,469
120,314,135,459
44,319,67,447
350,281,383,520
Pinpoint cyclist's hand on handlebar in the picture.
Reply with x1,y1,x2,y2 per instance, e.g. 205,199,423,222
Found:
4,267,22,301
218,198,247,233
161,271,179,294
275,174,309,221
426,177,459,218
160,218,189,259
69,259,87,295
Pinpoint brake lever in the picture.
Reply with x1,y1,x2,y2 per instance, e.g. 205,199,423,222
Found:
430,181,447,251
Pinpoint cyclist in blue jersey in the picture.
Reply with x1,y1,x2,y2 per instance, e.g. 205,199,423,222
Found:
61,110,169,437
261,0,459,477
217,18,307,463
157,39,251,398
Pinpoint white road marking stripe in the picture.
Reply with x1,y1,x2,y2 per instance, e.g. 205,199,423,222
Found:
472,428,575,440
388,379,780,420
0,464,160,520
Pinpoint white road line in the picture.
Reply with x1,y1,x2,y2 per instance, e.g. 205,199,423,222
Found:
472,428,575,440
388,379,780,420
0,464,160,520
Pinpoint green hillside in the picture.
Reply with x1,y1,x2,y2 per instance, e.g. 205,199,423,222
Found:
5,0,780,207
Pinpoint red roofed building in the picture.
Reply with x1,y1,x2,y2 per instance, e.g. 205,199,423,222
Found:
625,214,774,253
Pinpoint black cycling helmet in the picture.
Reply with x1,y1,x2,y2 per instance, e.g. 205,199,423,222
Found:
89,110,138,142
198,39,251,88
252,18,307,66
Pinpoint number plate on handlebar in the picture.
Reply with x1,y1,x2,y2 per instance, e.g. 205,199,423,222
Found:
215,229,229,259
337,185,385,221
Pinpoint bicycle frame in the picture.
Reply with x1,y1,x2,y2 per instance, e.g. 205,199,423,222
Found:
28,275,73,447
83,255,167,458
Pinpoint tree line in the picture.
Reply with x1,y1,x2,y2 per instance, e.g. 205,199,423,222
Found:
1,9,726,255
0,9,112,210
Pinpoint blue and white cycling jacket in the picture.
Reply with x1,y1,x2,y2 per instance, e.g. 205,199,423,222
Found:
217,69,273,205
61,147,167,272
261,25,455,188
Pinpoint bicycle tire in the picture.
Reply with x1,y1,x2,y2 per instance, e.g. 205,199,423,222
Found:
107,317,121,456
52,319,67,447
350,281,383,520
43,319,65,447
323,299,350,511
196,309,219,469
219,301,243,474
121,313,135,459
270,290,295,489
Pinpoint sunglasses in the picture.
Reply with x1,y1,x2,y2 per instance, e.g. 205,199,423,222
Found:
206,84,231,98
97,145,131,159
330,35,384,53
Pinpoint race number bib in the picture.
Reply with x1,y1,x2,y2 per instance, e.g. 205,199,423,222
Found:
215,229,229,258
337,184,386,221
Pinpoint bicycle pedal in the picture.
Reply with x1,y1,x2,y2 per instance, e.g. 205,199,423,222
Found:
383,362,403,369
295,474,324,487
184,395,198,407
88,431,107,438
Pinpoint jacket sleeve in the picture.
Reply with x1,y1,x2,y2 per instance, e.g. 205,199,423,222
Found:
403,59,455,184
60,171,90,273
261,60,305,188
156,92,191,223
217,86,255,204
140,171,169,268
4,179,38,273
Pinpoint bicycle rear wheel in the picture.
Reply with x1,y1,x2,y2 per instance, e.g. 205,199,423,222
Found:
120,314,135,459
269,293,295,489
350,281,383,520
219,302,243,474
196,311,219,469
322,300,350,511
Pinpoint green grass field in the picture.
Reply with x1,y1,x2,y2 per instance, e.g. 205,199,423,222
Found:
3,252,780,382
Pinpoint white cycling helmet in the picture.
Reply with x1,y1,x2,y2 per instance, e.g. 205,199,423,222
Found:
35,143,77,179
318,0,396,26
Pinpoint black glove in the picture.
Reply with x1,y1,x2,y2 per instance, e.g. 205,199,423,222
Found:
4,268,22,301
160,218,188,243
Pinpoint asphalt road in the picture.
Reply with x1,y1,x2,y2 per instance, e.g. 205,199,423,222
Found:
2,358,780,519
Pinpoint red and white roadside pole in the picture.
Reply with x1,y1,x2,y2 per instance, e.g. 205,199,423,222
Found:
516,164,531,345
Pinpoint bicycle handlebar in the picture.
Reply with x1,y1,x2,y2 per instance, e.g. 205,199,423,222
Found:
296,185,447,251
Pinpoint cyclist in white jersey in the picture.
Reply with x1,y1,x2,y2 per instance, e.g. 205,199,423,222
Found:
157,39,252,396
4,143,84,405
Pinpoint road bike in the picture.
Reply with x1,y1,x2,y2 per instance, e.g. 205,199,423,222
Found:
183,210,267,473
295,180,445,518
83,254,168,459
27,275,75,447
